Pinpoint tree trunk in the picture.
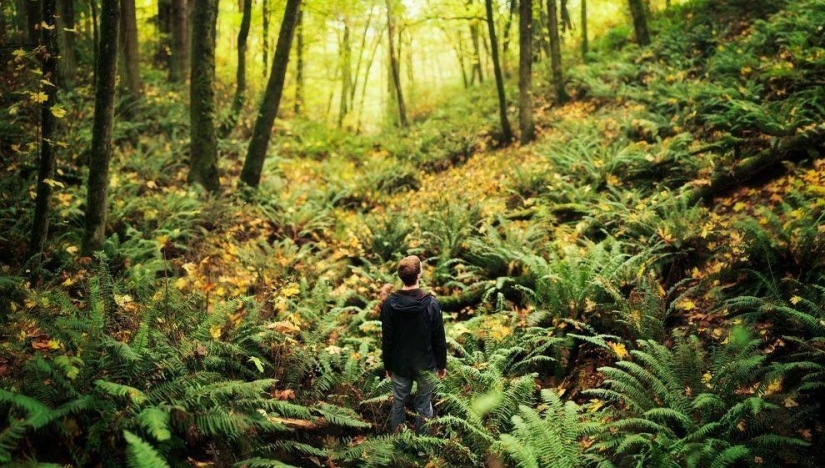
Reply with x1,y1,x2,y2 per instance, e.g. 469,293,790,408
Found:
518,0,534,144
580,0,588,57
294,7,303,115
120,0,141,113
24,0,42,45
27,0,59,263
356,24,384,133
485,0,513,144
56,0,76,87
385,0,407,128
469,11,483,84
547,0,568,104
262,0,270,75
350,9,374,107
454,29,469,88
156,0,172,67
188,0,220,192
81,0,119,256
240,0,301,189
628,0,650,46
169,0,189,82
337,18,351,128
220,0,251,137
501,0,517,76
89,0,98,65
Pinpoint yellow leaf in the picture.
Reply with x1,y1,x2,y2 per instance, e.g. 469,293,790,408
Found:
679,299,696,311
12,48,26,58
783,397,798,408
281,283,300,297
30,91,48,103
50,105,66,118
43,178,64,189
40,21,56,30
789,296,801,305
608,342,629,360
765,379,782,395
114,294,133,307
66,245,79,254
210,324,223,339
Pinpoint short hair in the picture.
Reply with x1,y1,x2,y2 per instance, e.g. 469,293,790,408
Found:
397,255,421,286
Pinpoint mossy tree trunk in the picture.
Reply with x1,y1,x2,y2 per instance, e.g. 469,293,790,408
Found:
56,0,75,88
628,0,650,46
337,18,351,128
169,0,189,82
220,0,252,138
485,0,513,143
519,0,535,144
188,0,220,193
294,8,304,115
385,0,407,128
156,0,172,68
81,0,119,256
120,0,141,113
28,0,59,264
240,0,301,189
580,0,588,57
547,0,568,104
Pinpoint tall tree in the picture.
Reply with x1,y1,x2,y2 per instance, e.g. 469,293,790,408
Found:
56,0,76,87
468,1,484,85
28,0,59,263
156,0,172,68
294,7,304,115
547,0,568,103
337,17,352,127
220,0,252,137
120,0,141,111
169,0,189,82
82,0,119,256
240,0,302,188
628,0,650,46
24,0,42,45
188,0,220,192
518,0,535,144
385,0,407,127
501,0,518,75
262,0,270,74
580,0,588,57
485,0,513,143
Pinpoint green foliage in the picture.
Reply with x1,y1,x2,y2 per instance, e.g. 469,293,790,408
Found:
123,430,169,468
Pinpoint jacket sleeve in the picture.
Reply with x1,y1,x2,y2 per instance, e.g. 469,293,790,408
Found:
380,301,393,373
430,299,447,370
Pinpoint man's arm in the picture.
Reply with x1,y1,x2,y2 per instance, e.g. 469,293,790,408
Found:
430,299,447,376
380,301,393,377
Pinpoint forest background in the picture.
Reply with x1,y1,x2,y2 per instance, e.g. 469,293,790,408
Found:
1,0,824,466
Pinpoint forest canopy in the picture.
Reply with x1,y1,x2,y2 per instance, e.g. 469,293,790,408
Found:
1,0,824,466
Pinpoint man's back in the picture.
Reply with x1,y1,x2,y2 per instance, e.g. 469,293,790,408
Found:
380,289,447,379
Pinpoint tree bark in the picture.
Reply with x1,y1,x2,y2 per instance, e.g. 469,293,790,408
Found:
580,0,588,57
156,0,172,67
469,5,483,85
220,0,252,137
169,0,189,82
56,0,76,87
240,0,301,189
518,0,535,144
120,0,141,112
28,0,59,263
485,0,513,144
547,0,568,104
24,0,42,45
188,0,220,192
356,24,384,133
501,0,517,76
262,0,270,75
89,0,98,65
81,0,119,256
294,7,303,115
385,0,407,128
350,9,374,107
337,18,351,128
628,0,650,46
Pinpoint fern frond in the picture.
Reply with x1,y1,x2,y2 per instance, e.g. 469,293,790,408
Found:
123,430,170,468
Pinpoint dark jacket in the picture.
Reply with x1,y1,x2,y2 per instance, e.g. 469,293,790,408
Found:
380,289,447,378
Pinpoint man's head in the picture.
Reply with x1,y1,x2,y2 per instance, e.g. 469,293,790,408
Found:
397,255,422,286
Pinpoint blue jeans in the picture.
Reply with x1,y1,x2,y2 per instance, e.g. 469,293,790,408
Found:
390,371,435,435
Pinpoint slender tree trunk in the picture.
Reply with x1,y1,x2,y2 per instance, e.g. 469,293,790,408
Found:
485,0,513,143
356,24,384,133
580,0,588,57
560,0,572,35
220,0,251,137
56,0,76,88
120,0,141,112
90,0,98,65
454,29,469,88
469,13,483,84
501,0,517,76
337,18,351,128
169,0,189,82
24,0,42,45
294,8,303,115
350,9,374,106
156,0,172,67
28,0,59,264
240,0,301,189
385,0,407,128
262,0,269,74
518,0,534,144
81,0,119,256
547,0,568,103
188,0,220,192
628,0,650,46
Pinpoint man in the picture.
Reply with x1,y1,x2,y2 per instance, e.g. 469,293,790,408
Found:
380,255,447,435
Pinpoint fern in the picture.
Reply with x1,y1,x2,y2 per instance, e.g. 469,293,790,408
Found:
123,430,169,468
